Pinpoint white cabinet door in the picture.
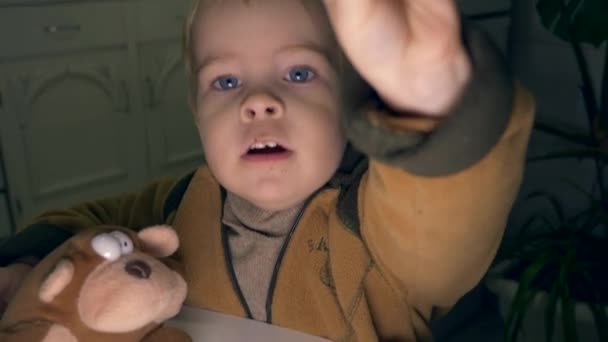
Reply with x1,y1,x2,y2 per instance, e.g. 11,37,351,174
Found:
135,0,204,180
0,2,149,226
139,41,204,180
0,53,147,226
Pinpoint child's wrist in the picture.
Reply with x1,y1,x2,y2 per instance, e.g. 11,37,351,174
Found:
379,51,472,116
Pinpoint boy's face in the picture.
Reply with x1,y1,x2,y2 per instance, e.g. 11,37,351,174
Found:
192,0,346,210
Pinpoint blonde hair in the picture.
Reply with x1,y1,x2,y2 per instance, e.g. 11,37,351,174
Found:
182,0,364,109
183,0,203,108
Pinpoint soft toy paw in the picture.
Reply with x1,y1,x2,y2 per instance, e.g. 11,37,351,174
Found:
0,225,191,342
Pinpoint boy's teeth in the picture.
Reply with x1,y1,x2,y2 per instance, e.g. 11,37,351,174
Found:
250,141,279,150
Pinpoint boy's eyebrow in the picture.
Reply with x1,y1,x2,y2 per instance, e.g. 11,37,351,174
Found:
194,53,239,76
194,42,334,75
277,42,333,62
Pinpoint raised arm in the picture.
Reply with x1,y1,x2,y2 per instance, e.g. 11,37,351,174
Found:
350,27,535,308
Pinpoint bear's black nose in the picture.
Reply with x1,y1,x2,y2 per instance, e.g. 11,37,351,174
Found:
125,259,151,279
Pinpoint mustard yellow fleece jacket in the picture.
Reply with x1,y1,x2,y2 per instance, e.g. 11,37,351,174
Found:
0,25,535,341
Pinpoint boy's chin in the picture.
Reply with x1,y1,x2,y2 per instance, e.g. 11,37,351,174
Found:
248,196,304,212
244,190,310,212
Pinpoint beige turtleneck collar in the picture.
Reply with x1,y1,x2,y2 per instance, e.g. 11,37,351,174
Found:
222,191,305,321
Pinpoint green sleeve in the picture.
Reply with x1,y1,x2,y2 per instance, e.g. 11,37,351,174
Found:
343,21,514,177
0,174,189,267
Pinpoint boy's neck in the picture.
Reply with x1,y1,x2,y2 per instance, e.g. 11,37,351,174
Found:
222,192,305,236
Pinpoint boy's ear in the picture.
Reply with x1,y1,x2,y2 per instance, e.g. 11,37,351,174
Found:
39,259,74,303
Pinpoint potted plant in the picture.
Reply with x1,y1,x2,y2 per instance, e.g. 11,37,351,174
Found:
485,0,608,341
488,190,608,342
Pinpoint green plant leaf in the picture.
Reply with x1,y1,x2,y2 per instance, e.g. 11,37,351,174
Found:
537,0,608,47
498,214,561,263
545,255,572,342
506,253,554,341
570,0,608,47
580,270,608,341
507,290,538,342
534,120,594,146
526,192,566,224
544,275,561,342
562,180,595,206
536,0,574,41
561,283,578,342
588,302,608,341
601,45,608,130
517,216,557,244
577,209,603,235
528,148,608,163
512,232,576,260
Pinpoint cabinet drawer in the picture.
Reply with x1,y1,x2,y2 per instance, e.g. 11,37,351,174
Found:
0,2,128,59
136,0,195,41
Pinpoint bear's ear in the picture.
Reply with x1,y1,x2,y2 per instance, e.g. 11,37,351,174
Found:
137,225,179,258
39,259,74,303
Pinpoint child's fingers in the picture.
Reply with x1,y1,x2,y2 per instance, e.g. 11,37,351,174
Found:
322,0,378,31
322,0,408,64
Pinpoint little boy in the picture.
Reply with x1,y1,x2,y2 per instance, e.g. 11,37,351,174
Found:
0,0,535,340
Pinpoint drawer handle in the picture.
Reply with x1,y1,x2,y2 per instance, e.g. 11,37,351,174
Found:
44,24,82,35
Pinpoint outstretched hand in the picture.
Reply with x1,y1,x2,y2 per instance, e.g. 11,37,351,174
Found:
322,0,471,115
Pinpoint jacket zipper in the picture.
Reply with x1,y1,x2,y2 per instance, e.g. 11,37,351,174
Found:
221,222,254,319
265,192,318,323
219,188,321,322
220,188,254,319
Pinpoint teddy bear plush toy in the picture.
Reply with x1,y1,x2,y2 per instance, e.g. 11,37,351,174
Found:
0,225,191,342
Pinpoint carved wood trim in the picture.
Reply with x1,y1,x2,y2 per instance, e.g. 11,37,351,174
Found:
14,64,129,128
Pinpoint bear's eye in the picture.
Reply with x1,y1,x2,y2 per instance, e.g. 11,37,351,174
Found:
110,231,134,254
91,233,122,261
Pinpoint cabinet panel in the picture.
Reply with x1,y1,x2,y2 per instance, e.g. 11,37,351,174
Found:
139,41,204,179
0,51,147,225
0,2,127,59
135,0,195,42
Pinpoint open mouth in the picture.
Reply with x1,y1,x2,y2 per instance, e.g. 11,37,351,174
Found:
247,142,288,155
243,141,292,162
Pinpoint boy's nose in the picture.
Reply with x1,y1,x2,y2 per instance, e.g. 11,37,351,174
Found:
240,93,284,122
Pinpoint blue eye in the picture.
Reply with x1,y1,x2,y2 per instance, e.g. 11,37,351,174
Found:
285,66,315,83
212,75,241,90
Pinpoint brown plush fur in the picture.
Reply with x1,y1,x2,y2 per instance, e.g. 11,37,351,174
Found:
0,225,191,342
